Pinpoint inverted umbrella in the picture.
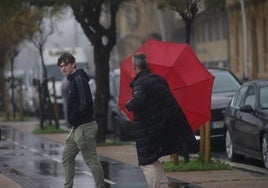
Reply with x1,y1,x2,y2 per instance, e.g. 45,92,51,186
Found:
118,39,214,131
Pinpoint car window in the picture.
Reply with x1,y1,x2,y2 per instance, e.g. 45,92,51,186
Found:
260,86,268,109
231,86,248,107
212,71,240,93
47,65,64,81
244,85,256,109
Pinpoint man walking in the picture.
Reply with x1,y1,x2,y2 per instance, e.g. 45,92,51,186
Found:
125,53,196,188
57,53,104,188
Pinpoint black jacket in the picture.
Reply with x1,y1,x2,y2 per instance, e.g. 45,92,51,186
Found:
67,69,94,128
125,69,196,166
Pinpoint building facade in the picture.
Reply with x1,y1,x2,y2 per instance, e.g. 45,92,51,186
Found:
111,1,268,81
193,9,229,69
227,0,268,80
110,1,184,68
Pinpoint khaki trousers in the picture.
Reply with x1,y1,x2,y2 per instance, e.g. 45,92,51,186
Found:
62,121,104,188
140,159,169,188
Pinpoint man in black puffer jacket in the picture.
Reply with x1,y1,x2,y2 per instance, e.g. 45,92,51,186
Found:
57,53,104,188
125,53,196,188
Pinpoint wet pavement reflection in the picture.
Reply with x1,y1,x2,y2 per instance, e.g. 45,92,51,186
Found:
0,125,200,188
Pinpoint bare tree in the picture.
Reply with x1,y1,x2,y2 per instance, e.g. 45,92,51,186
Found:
69,0,127,142
157,0,225,44
30,8,61,129
157,0,201,44
0,0,40,116
25,0,129,141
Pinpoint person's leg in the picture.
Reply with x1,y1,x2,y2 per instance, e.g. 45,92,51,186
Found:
140,160,168,188
155,160,169,188
182,142,190,163
74,122,105,188
62,129,80,188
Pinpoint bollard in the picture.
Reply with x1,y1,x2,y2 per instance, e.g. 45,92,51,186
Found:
205,122,211,164
199,125,205,154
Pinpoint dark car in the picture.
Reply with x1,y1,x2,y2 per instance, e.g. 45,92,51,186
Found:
107,68,133,141
224,79,268,168
194,68,241,144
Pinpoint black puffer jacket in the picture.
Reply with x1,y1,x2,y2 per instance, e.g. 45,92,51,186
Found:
67,69,94,129
125,69,196,166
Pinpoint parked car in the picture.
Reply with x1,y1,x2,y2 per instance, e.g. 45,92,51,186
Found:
194,68,241,145
107,68,133,141
224,79,268,168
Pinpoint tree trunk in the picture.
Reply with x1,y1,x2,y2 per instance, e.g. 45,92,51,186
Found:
10,57,16,120
185,20,192,44
69,1,120,142
38,47,58,128
94,44,110,143
38,80,44,130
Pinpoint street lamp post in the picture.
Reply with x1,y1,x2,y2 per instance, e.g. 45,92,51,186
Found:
240,0,248,81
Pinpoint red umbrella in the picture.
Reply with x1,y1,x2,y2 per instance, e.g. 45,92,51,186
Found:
118,39,214,131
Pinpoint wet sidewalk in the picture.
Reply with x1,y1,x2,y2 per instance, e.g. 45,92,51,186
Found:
1,120,268,188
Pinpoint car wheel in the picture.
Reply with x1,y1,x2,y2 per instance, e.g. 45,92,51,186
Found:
262,133,268,169
225,129,243,161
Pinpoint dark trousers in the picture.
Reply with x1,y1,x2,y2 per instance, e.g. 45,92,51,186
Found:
182,143,190,162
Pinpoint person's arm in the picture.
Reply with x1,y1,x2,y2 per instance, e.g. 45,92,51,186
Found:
125,83,146,112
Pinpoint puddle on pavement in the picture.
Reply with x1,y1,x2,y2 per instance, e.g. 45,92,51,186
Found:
1,125,62,152
0,125,63,175
34,159,59,176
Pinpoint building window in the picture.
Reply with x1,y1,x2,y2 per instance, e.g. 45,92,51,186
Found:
195,22,202,43
211,18,217,41
204,20,210,42
127,6,138,30
222,12,228,39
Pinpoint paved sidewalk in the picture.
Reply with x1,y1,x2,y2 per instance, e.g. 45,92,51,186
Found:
0,174,22,188
1,120,268,188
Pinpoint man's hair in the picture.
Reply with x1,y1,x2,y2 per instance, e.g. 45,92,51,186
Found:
57,52,76,66
132,53,148,70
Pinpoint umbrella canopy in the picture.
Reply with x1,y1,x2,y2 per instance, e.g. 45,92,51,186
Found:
118,39,214,131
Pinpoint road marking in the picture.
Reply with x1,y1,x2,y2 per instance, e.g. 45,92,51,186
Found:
81,171,116,185
43,153,50,158
52,157,62,163
82,171,92,176
13,141,19,145
104,179,116,185
29,148,38,153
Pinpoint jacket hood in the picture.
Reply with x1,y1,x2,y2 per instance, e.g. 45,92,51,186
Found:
67,69,89,82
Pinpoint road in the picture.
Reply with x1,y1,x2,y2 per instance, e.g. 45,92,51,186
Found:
1,122,268,188
0,124,198,188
